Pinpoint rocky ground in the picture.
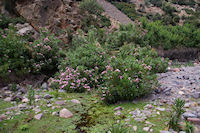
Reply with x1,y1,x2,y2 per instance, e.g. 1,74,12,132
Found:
0,64,200,132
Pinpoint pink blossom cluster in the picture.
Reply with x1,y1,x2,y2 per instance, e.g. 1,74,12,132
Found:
54,67,101,92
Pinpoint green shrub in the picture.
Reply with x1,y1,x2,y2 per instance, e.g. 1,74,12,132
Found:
149,0,163,7
172,0,196,7
80,0,104,16
30,29,62,73
111,2,140,21
141,18,200,49
0,15,26,29
119,44,169,73
105,24,145,50
184,121,194,133
27,85,35,106
0,25,30,77
168,98,185,131
100,45,159,104
79,0,110,31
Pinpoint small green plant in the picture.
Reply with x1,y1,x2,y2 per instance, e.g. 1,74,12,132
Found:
27,85,35,106
107,124,129,133
50,90,59,99
19,124,29,131
184,121,194,133
168,98,185,131
10,83,17,92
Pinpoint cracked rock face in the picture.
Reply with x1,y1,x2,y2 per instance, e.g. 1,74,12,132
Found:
15,0,82,33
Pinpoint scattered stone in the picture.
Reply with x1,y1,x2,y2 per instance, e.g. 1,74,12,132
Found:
41,83,48,90
34,113,43,120
58,89,65,93
33,108,41,114
4,97,11,102
44,94,53,99
191,93,200,99
173,68,180,72
71,99,81,104
55,100,65,105
52,112,59,116
18,104,28,111
133,126,137,131
156,107,165,111
187,118,200,125
144,104,153,109
59,108,73,118
134,117,145,122
22,98,29,103
183,112,197,119
184,103,191,108
47,104,52,108
114,111,122,116
114,106,123,111
143,127,150,132
178,91,184,95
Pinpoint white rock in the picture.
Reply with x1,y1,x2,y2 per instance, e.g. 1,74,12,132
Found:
4,97,11,102
22,98,29,103
156,107,165,111
59,108,73,118
143,127,150,132
34,113,43,120
71,99,81,104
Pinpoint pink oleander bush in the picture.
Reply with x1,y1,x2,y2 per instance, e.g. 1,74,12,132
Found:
100,52,158,104
30,29,61,73
53,67,102,92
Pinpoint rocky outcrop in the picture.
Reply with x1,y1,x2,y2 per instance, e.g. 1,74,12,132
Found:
15,0,82,33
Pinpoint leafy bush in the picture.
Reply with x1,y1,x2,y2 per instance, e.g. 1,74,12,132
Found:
105,24,145,50
111,2,140,21
184,121,194,133
0,15,26,29
0,26,30,77
100,45,160,104
54,43,108,92
141,18,200,49
168,98,185,131
30,29,61,73
119,44,169,73
79,0,110,31
80,0,104,16
149,0,163,7
55,26,169,103
172,0,196,7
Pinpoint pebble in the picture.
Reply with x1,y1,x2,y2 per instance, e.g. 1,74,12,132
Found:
114,106,123,111
114,111,122,116
183,112,197,119
44,94,53,99
143,127,150,132
34,113,43,120
71,99,81,104
4,97,12,102
187,118,200,124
